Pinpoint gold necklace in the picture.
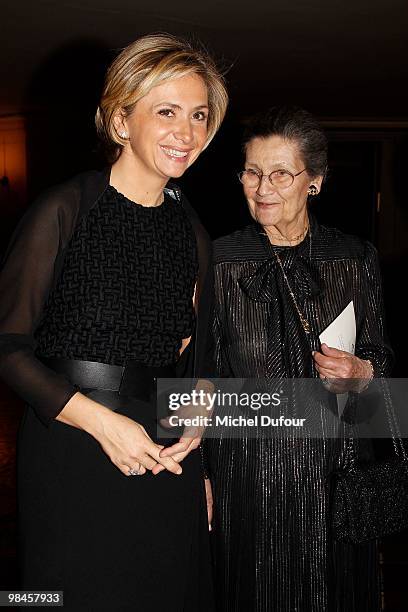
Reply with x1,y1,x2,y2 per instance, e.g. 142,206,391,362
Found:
273,240,311,335
267,224,309,244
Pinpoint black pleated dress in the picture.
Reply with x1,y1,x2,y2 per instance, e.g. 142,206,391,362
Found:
1,185,214,611
205,219,393,612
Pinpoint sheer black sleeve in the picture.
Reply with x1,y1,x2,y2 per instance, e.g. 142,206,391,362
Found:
355,242,394,377
0,187,80,425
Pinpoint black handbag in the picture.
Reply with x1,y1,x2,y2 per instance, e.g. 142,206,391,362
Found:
331,381,408,544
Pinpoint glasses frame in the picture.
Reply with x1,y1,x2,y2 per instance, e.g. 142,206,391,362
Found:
237,167,307,189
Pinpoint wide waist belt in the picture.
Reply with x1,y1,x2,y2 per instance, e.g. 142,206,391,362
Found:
41,357,176,401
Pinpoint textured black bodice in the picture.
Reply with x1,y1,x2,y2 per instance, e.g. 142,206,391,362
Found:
35,186,198,366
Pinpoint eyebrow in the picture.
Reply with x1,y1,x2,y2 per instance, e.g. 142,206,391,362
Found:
153,102,209,111
246,161,293,169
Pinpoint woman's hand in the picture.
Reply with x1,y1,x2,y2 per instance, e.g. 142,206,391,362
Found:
153,379,214,472
205,478,213,531
313,343,373,393
151,427,202,476
158,406,203,457
57,393,183,477
93,410,184,477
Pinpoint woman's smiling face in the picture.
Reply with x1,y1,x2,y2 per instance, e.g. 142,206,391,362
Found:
116,73,209,181
243,135,321,232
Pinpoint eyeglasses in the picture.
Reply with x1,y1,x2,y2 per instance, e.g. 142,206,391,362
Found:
237,168,307,189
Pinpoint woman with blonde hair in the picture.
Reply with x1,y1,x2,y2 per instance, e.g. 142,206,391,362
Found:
0,33,227,610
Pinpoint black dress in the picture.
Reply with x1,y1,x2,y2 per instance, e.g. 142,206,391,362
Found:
0,180,215,611
205,219,393,612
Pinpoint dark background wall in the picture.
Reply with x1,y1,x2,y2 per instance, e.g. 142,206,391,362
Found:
1,1,408,608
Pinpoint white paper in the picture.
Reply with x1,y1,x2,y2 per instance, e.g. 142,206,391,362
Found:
319,301,356,414
319,300,356,355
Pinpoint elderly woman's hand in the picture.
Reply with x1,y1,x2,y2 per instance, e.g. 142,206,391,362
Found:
313,343,373,393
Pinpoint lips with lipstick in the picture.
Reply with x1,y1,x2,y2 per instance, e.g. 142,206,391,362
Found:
160,145,192,162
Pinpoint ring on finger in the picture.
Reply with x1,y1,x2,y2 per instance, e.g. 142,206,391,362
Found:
128,466,143,476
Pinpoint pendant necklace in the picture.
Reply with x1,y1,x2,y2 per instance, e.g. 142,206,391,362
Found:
260,223,312,335
273,247,311,334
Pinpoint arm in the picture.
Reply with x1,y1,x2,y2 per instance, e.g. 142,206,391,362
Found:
0,192,183,476
313,242,394,389
354,242,393,376
0,193,77,424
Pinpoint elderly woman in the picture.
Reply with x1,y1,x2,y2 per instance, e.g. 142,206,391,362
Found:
0,34,227,610
205,106,392,611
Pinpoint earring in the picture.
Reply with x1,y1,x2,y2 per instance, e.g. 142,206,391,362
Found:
120,131,128,139
308,185,318,196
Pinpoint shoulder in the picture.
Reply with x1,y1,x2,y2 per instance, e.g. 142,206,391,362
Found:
213,224,265,264
9,169,109,249
27,169,108,219
313,222,372,262
166,182,212,246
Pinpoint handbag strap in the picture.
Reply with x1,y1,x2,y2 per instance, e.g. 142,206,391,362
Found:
379,377,408,460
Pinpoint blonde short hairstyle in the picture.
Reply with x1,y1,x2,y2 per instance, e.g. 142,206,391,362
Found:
95,33,228,161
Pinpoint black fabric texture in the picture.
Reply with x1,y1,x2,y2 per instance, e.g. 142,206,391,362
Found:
18,389,214,611
205,218,393,612
0,169,215,425
35,185,197,367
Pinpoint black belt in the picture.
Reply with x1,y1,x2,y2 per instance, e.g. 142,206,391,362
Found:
41,357,176,401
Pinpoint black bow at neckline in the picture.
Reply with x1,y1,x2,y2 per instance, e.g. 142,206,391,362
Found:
238,235,321,304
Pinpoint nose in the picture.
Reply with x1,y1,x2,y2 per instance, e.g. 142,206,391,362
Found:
256,175,277,197
173,117,194,144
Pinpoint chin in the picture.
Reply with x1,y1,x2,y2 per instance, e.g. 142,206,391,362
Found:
256,213,281,228
168,166,188,179
157,161,190,180
156,149,198,180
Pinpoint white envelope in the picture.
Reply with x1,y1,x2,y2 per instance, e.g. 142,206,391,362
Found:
319,300,356,414
319,300,356,355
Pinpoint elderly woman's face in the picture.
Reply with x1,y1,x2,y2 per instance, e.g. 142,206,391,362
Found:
243,135,319,231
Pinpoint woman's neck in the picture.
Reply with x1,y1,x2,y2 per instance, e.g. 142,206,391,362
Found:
263,213,309,246
110,152,168,207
